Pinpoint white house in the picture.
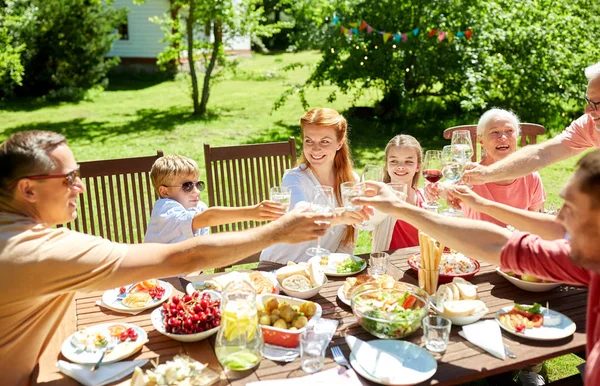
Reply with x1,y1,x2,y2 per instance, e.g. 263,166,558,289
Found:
107,0,251,64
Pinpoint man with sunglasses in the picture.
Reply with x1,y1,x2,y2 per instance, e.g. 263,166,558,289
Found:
0,131,332,386
463,61,600,186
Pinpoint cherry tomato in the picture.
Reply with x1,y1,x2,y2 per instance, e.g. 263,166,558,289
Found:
401,295,417,309
119,286,126,295
120,332,129,342
515,323,526,333
531,314,544,328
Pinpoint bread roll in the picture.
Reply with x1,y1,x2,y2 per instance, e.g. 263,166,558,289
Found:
448,282,460,300
435,284,454,307
453,278,477,300
282,275,312,292
276,264,309,282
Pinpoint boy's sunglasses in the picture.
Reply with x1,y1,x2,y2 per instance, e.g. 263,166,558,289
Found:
6,166,81,190
163,180,205,192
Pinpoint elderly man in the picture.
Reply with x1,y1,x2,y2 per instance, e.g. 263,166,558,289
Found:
0,131,332,386
355,149,600,385
463,62,600,185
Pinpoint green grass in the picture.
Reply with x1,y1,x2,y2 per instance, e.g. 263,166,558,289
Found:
0,51,584,383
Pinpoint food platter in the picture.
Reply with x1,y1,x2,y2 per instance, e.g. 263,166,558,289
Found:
101,280,172,313
495,305,576,341
308,253,366,277
408,251,480,283
495,267,562,292
186,271,279,296
61,322,147,364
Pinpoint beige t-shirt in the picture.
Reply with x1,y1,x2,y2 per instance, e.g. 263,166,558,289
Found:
0,212,128,386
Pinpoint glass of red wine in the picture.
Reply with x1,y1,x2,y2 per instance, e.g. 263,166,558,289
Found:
422,150,442,211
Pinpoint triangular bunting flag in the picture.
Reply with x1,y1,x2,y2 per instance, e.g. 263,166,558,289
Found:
340,26,346,35
359,20,368,31
465,29,472,39
402,33,408,42
447,31,454,43
394,33,401,43
413,28,420,36
367,25,373,34
383,33,393,43
428,29,437,37
349,22,358,28
352,27,359,35
456,31,465,37
438,31,446,42
332,15,339,24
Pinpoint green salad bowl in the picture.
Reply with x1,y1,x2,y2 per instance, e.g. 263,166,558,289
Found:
350,281,429,339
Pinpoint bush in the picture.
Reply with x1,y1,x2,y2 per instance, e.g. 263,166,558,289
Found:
277,0,600,129
0,0,126,99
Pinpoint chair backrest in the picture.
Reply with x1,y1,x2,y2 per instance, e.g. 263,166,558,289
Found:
204,137,297,233
443,123,546,161
63,150,164,244
204,138,297,271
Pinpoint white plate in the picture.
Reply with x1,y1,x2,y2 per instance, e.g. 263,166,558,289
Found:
61,322,147,364
349,340,437,385
337,285,351,306
151,305,220,343
495,268,562,292
101,280,172,313
308,253,366,277
186,271,279,296
495,305,576,341
429,299,488,326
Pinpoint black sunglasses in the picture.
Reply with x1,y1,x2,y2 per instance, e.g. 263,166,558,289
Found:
7,165,81,190
585,95,600,111
163,180,205,192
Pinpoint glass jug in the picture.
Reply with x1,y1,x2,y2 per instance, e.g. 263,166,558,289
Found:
215,280,262,371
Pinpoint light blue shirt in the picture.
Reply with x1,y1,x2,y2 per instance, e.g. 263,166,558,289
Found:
144,198,209,244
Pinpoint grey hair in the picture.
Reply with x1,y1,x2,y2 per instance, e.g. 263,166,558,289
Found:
476,108,521,137
584,62,600,82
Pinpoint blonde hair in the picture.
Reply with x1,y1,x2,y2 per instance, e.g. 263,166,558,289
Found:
150,154,200,197
298,108,355,245
382,135,423,188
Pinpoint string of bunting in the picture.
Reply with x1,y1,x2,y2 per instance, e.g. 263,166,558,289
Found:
331,15,472,43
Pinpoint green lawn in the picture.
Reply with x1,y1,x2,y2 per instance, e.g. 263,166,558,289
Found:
0,51,585,384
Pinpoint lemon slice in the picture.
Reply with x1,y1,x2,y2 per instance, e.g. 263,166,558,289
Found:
221,350,259,371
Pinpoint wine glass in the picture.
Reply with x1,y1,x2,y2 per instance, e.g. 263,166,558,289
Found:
305,185,335,257
355,164,383,231
422,150,442,210
451,130,474,163
440,145,466,217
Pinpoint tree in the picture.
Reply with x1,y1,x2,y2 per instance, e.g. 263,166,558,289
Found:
275,0,600,128
0,0,126,99
150,0,288,116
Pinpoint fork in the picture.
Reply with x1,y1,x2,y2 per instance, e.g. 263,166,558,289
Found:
90,338,118,371
331,346,352,369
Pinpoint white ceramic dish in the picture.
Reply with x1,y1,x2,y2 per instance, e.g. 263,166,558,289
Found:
278,275,327,299
61,322,147,364
308,253,366,277
495,305,576,341
430,300,489,326
495,267,562,292
186,271,279,296
337,285,351,307
101,280,172,313
349,340,437,385
151,290,221,343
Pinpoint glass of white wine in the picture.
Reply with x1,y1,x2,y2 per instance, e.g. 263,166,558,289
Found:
305,185,335,257
451,130,474,163
355,164,383,231
440,145,465,217
270,186,291,212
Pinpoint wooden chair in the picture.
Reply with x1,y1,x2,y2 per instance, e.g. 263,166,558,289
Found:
63,150,164,243
204,138,297,271
443,123,546,162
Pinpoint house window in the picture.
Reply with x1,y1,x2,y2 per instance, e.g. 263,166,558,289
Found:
119,22,129,40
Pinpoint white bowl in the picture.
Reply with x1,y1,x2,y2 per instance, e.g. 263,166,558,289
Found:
278,276,327,299
495,267,562,292
430,301,488,326
150,291,221,343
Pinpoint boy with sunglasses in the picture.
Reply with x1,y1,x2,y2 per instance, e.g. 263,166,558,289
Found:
145,154,285,244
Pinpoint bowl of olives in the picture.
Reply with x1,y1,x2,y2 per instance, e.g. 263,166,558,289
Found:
256,294,322,348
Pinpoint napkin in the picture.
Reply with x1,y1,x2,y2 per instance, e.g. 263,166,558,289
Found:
345,335,405,383
246,367,362,386
96,300,145,315
57,359,149,386
460,320,505,360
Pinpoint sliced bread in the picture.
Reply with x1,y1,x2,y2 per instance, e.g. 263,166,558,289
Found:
443,299,487,317
453,277,477,300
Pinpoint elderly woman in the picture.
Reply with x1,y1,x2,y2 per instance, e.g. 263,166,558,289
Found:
428,108,546,226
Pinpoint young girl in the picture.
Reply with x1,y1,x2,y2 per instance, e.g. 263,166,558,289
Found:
259,108,368,268
371,135,427,252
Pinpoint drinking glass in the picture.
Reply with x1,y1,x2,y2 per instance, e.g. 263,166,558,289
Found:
269,186,291,212
368,252,389,276
300,330,329,373
355,165,383,231
422,316,452,353
451,130,474,163
305,186,335,257
422,150,442,210
340,181,365,212
440,145,465,217
387,182,408,201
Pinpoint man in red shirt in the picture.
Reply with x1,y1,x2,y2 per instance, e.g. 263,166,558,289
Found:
356,150,600,384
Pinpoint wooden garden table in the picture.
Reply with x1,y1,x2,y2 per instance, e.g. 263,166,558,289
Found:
35,246,588,385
